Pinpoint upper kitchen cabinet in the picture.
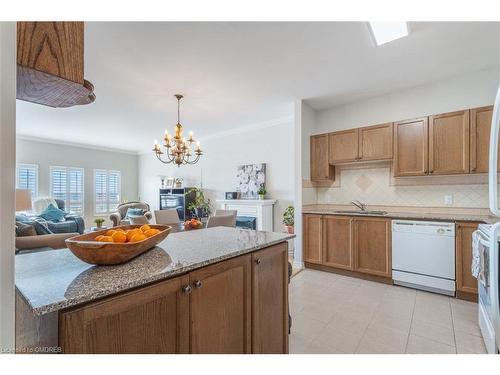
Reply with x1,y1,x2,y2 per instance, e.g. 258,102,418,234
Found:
393,117,429,177
358,123,393,161
17,22,96,108
310,134,334,182
328,129,359,163
429,110,470,175
470,106,498,174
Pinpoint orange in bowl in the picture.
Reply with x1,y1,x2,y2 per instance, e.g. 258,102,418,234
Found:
111,231,127,243
130,233,147,242
97,235,114,243
106,229,117,236
140,224,151,233
144,228,160,238
126,229,141,241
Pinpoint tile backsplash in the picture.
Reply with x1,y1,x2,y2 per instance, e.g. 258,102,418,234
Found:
309,167,489,208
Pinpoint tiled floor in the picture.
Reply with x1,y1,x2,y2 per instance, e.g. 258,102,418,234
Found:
289,269,487,354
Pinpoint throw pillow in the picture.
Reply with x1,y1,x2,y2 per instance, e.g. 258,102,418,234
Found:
15,221,37,237
40,203,66,222
126,208,145,218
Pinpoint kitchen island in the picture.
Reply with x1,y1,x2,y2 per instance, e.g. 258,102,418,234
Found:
16,227,294,354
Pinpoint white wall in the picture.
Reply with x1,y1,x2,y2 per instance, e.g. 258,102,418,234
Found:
0,21,16,352
139,120,295,231
16,138,139,227
314,68,499,134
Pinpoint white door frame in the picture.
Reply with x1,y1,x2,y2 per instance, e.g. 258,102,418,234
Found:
0,22,16,353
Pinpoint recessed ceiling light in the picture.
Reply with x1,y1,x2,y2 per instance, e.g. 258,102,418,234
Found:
368,22,409,46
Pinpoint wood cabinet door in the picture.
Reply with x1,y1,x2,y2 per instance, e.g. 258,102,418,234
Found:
189,254,251,354
328,129,359,163
358,123,393,161
322,216,354,270
470,106,497,173
353,217,391,278
59,275,190,354
393,117,429,177
252,243,289,354
429,110,470,175
310,134,333,181
456,222,480,295
303,214,323,264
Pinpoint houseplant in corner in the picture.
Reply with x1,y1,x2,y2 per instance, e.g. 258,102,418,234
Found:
186,188,212,218
283,205,294,234
257,183,266,200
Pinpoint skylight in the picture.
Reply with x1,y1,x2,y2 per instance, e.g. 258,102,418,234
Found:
368,22,409,46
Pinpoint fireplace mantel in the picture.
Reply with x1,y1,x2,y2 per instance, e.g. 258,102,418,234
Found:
216,199,276,232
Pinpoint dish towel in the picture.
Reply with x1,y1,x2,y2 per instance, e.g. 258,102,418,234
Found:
471,231,487,286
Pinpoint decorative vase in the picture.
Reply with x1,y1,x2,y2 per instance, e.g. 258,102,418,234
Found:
258,194,265,200
285,225,294,234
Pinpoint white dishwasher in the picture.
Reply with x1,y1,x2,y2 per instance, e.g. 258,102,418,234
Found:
392,220,455,296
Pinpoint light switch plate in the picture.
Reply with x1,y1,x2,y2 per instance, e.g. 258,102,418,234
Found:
444,195,453,205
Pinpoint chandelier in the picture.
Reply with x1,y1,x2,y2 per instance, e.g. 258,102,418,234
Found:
153,94,203,167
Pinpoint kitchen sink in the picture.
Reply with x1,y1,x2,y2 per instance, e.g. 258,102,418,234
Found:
332,210,388,216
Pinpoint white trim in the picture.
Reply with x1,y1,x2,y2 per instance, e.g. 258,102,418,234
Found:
49,165,85,215
16,134,139,155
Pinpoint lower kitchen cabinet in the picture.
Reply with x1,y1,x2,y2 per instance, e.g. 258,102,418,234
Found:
59,244,288,354
322,216,354,270
303,214,323,264
60,274,190,354
251,243,289,354
303,214,391,279
353,217,392,278
456,221,480,300
189,254,252,354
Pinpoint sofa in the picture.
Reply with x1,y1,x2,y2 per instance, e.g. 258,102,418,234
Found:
15,232,78,253
29,198,85,234
110,201,152,227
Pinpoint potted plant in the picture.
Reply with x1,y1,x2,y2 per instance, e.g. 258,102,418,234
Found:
257,183,266,200
186,188,212,218
94,218,105,229
282,205,294,234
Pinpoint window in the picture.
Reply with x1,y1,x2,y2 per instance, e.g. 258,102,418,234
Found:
16,163,38,200
94,169,121,214
50,166,84,214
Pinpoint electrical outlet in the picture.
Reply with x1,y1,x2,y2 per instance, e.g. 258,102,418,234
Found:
444,195,453,205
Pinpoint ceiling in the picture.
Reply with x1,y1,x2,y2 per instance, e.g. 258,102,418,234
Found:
16,22,500,153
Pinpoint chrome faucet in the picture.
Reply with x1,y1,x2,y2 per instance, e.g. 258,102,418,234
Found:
351,200,367,211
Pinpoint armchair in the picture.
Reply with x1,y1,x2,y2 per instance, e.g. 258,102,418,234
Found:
110,201,152,227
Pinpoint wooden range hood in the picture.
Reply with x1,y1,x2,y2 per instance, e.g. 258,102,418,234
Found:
17,22,95,108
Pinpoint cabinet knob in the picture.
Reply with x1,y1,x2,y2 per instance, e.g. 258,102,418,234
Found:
193,280,202,288
255,258,261,265
182,285,192,294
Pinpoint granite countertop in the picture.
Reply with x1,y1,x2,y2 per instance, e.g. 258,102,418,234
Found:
16,227,295,316
302,206,500,224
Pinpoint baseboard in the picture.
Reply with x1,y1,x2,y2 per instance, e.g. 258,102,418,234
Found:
456,290,478,302
304,262,392,285
293,261,304,269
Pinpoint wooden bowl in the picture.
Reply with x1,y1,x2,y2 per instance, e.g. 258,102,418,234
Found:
65,224,172,265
